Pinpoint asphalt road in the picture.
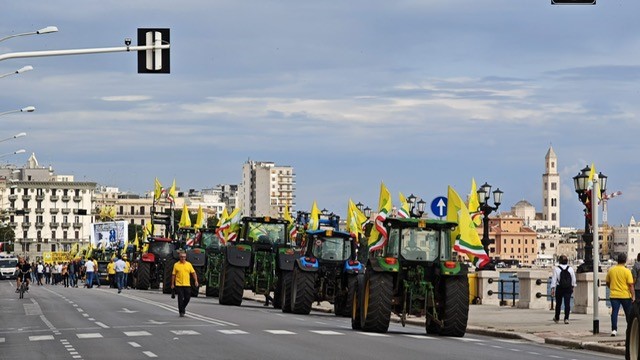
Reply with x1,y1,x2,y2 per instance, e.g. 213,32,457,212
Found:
0,280,622,360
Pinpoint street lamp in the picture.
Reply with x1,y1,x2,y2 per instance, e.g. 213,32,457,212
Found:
0,132,26,143
572,166,606,273
406,193,426,218
0,26,58,43
0,106,35,117
0,149,26,159
0,65,33,79
477,182,503,268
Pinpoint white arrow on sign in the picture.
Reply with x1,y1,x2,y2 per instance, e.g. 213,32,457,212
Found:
118,308,138,314
437,199,446,216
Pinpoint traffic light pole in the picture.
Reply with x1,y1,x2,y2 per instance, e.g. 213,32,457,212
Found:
0,43,169,62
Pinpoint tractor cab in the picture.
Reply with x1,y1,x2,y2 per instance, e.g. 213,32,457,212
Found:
240,217,290,252
306,229,355,264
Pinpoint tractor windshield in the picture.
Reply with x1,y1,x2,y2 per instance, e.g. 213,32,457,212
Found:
148,241,173,259
201,231,220,249
388,227,439,261
312,236,351,261
247,222,287,246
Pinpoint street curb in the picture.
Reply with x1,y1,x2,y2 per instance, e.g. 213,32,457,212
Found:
545,337,625,356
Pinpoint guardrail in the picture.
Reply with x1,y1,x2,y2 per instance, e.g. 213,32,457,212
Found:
487,277,519,307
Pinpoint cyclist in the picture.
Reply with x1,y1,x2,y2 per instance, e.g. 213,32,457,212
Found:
16,256,31,293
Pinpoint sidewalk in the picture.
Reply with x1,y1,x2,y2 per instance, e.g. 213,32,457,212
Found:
241,291,626,356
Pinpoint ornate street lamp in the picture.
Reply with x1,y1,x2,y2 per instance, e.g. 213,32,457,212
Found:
573,166,606,273
477,182,503,268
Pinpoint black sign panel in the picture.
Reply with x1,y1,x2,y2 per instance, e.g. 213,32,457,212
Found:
137,28,170,74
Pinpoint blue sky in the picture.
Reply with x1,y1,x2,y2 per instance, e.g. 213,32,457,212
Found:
1,1,639,228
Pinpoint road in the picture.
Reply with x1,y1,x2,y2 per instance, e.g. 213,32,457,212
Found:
0,280,621,360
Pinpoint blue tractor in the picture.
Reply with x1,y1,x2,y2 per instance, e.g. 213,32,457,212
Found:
282,213,364,316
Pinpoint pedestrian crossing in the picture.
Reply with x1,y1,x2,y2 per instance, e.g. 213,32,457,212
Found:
9,329,470,342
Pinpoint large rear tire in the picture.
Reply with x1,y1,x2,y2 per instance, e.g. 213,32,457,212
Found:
437,275,469,337
351,274,365,330
360,271,393,333
626,301,640,360
136,262,150,290
206,283,219,297
273,272,283,309
218,262,244,306
163,258,176,294
281,271,293,313
291,268,315,315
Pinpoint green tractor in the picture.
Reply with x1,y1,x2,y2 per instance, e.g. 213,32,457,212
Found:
352,218,469,336
195,227,224,297
218,216,296,307
162,227,212,297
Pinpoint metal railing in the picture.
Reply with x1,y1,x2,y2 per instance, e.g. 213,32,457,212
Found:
487,277,519,307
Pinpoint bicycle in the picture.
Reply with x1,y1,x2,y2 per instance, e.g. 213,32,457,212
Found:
17,271,29,299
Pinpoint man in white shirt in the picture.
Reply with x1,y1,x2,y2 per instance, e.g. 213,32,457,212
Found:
36,263,44,285
114,255,126,293
85,258,96,288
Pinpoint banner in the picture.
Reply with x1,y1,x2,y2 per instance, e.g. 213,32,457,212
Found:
42,252,72,263
90,221,128,251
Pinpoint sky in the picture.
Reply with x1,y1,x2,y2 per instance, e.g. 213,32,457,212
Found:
1,0,639,228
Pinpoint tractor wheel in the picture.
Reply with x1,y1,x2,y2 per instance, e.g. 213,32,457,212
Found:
435,275,469,337
626,301,640,360
163,257,176,294
191,266,203,297
291,268,315,315
360,271,392,333
218,263,244,306
206,285,219,297
339,275,359,317
281,271,293,313
136,262,150,290
273,273,283,309
351,274,365,330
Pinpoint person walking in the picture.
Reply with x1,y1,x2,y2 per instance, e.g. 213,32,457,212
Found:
36,262,44,286
61,262,69,287
85,257,96,288
551,255,576,324
107,258,116,288
44,263,51,285
114,255,126,294
170,251,198,317
68,260,76,288
606,253,635,336
123,255,131,289
631,253,640,300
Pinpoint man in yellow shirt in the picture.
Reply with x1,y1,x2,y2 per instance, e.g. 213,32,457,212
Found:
107,258,116,288
171,251,198,317
123,255,131,289
606,253,635,337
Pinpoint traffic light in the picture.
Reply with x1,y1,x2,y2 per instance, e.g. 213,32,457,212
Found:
137,28,170,74
551,0,595,4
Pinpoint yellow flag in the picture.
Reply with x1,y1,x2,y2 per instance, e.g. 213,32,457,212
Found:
347,199,368,237
154,177,163,201
179,203,192,228
168,179,177,203
133,232,140,249
309,201,320,230
108,206,116,220
397,192,411,218
224,207,242,240
283,204,293,224
468,178,482,226
194,205,205,229
368,182,392,251
217,207,229,227
447,186,489,268
587,162,601,200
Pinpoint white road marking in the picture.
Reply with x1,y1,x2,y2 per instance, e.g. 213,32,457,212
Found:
509,349,521,352
404,334,436,339
76,308,84,312
77,333,103,339
128,342,141,348
491,345,503,349
72,356,82,359
124,331,152,337
456,337,483,342
309,330,343,335
64,345,73,348
314,321,327,325
95,322,109,329
143,351,158,358
265,330,296,335
357,332,390,337
87,318,95,321
69,352,79,355
528,352,541,355
218,329,249,335
73,304,78,307
82,314,89,317
0,337,4,343
548,356,562,359
170,330,200,335
29,335,54,341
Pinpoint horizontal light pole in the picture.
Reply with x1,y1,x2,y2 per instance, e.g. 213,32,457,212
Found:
0,44,170,63
0,26,58,43
0,106,35,117
0,65,33,79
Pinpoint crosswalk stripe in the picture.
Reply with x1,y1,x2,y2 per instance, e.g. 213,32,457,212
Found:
143,351,158,358
218,329,248,335
128,342,141,348
0,337,4,343
29,335,54,341
456,337,483,342
265,330,296,335
77,333,103,339
357,332,390,337
404,334,436,339
170,330,200,335
124,331,152,337
309,330,343,335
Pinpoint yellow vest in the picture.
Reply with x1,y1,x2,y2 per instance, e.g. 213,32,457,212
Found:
123,261,130,274
172,261,195,287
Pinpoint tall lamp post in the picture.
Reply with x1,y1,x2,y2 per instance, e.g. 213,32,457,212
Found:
0,106,35,117
0,26,58,43
0,65,33,79
572,166,607,273
477,182,503,268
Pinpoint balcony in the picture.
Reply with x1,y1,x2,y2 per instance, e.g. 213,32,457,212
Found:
36,195,45,201
61,196,71,202
73,196,82,202
21,222,31,228
50,196,59,201
61,222,71,229
73,223,82,229
8,222,17,227
22,195,31,201
50,208,59,214
35,222,45,229
35,208,45,214
23,208,31,213
49,222,59,228
61,208,71,214
8,194,17,201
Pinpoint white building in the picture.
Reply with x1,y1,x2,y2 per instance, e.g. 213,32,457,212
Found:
541,146,560,230
3,154,96,260
240,160,295,218
612,216,640,264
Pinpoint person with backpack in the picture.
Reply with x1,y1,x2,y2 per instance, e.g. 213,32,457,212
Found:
630,253,640,300
551,255,576,324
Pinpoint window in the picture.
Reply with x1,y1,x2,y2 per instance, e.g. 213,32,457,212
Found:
551,182,557,190
140,206,145,215
51,244,56,252
131,206,135,214
74,216,79,223
551,198,557,207
52,231,56,240
63,215,68,223
37,244,41,252
75,231,79,239
63,231,68,239
552,213,557,221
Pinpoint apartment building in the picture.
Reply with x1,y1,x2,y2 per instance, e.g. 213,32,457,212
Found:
239,160,295,218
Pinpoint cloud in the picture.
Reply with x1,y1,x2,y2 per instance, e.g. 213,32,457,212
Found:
100,95,152,102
